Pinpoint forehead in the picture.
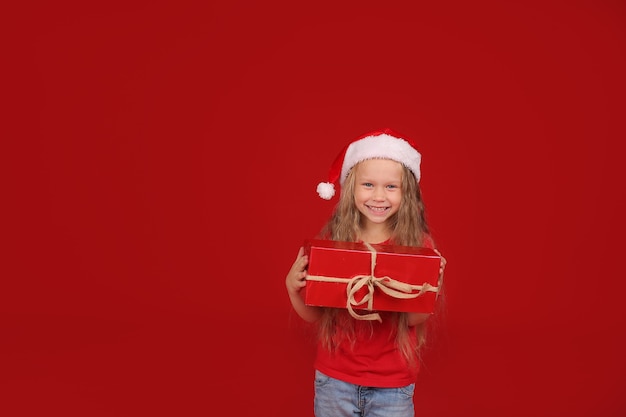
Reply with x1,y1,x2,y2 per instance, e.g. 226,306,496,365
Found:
355,158,404,177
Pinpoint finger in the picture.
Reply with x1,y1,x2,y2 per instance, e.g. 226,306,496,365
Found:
296,247,304,259
298,256,309,271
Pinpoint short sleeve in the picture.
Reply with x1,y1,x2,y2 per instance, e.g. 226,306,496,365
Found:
422,234,435,249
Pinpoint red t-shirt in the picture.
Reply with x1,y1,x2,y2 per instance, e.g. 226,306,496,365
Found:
314,312,418,387
313,236,435,388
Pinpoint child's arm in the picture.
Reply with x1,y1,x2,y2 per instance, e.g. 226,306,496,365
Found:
285,247,323,323
407,313,430,326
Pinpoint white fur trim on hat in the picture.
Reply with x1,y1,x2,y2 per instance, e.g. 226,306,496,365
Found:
340,134,422,185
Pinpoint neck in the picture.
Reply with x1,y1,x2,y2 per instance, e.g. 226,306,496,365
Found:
359,223,391,244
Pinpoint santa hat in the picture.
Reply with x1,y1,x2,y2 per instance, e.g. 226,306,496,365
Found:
316,129,422,200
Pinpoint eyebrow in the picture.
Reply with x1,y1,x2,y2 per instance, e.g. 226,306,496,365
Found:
358,178,402,184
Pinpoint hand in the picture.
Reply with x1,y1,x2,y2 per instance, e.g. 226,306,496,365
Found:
433,248,447,283
286,247,308,297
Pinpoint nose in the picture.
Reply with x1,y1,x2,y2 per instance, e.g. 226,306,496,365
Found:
373,186,386,201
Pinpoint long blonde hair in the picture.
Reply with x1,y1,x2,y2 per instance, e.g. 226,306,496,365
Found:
318,160,432,366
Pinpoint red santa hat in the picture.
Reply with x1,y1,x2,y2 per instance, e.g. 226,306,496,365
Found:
316,129,422,200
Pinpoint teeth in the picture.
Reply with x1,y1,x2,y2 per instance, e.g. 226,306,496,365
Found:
369,206,387,212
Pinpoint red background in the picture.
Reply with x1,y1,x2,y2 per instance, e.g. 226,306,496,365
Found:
3,1,625,416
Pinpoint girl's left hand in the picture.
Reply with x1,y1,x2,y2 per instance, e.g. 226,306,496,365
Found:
433,248,446,280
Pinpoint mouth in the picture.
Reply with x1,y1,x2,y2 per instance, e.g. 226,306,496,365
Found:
366,205,390,214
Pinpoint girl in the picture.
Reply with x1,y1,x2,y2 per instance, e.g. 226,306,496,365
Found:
285,129,446,417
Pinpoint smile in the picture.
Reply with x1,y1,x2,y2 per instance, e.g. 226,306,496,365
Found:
366,205,390,213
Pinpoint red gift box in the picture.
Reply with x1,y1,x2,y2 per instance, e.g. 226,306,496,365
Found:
304,239,442,319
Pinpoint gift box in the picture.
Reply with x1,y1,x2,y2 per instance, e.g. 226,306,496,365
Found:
304,239,441,318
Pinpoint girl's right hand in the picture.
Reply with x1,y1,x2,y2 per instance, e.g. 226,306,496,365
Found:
285,247,308,297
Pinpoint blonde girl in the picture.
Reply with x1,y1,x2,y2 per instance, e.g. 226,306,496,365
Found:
285,129,446,417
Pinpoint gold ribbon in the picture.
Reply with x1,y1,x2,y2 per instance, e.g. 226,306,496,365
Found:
306,242,439,322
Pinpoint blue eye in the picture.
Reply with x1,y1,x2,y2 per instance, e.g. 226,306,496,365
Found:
363,182,373,187
386,184,398,189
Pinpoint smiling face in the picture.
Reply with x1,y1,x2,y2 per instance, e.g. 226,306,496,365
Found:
353,158,404,231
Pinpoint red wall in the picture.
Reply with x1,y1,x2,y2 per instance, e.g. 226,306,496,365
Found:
3,1,625,416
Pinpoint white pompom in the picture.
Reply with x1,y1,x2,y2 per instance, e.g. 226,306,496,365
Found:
316,182,335,200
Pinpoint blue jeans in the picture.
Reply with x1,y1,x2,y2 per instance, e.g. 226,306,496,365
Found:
314,370,415,417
